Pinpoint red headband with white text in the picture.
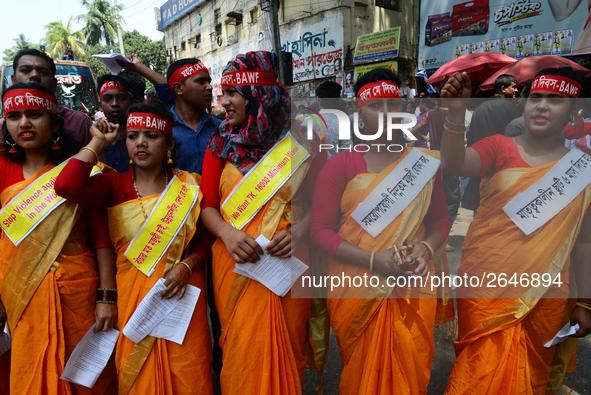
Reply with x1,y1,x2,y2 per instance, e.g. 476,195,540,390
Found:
168,61,209,90
3,88,58,117
126,112,173,136
357,80,401,111
220,69,284,89
99,80,134,100
530,75,581,98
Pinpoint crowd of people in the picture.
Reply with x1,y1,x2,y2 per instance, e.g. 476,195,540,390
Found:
0,47,589,395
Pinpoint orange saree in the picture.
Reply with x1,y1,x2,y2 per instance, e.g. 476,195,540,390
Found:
324,148,454,395
109,171,213,395
0,163,117,395
445,165,591,395
211,153,320,395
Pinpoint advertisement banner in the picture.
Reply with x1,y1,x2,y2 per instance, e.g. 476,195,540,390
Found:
353,26,401,64
355,61,399,81
281,13,344,83
160,0,207,29
418,0,589,69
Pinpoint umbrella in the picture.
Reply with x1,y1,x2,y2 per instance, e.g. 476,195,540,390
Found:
479,56,591,91
427,53,517,86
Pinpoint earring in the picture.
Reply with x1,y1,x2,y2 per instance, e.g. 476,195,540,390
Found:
167,150,173,164
358,118,365,130
5,139,18,154
129,159,134,165
50,134,60,150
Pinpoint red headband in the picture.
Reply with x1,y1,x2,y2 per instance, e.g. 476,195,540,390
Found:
168,61,209,90
99,80,134,100
126,112,173,136
530,75,581,98
3,88,58,117
357,80,401,111
220,69,282,90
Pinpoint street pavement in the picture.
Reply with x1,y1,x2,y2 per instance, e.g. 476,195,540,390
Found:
304,207,591,394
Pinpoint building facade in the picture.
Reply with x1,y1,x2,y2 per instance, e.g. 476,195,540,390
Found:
157,0,419,103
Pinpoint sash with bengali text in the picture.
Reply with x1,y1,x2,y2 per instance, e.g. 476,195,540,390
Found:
0,159,101,246
351,148,440,238
124,176,199,276
221,133,310,230
503,149,591,235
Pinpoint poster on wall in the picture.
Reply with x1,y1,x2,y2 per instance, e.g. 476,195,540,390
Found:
280,13,344,83
353,26,401,64
354,61,398,81
418,0,589,69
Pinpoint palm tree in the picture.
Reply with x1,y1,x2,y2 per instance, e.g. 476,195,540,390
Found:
45,17,86,59
2,34,35,62
76,0,124,46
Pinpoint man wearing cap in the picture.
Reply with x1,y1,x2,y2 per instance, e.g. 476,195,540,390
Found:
96,74,142,172
2,49,93,146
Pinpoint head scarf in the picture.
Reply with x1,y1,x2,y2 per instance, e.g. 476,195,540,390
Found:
208,51,317,174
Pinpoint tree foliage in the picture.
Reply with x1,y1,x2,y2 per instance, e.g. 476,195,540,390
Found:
2,34,40,62
45,17,86,59
76,0,124,46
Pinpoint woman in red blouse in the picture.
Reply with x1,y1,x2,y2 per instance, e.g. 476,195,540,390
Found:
54,100,214,394
441,68,591,394
0,82,117,395
309,68,453,395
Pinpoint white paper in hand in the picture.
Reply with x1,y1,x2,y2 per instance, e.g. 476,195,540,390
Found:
544,322,580,348
233,235,308,297
92,53,133,74
122,278,180,343
149,284,200,345
0,324,11,357
60,324,119,388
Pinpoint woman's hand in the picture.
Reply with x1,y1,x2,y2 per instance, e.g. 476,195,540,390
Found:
570,304,591,338
372,248,413,279
161,263,191,300
94,303,118,333
399,240,431,277
267,229,293,258
221,228,264,264
440,72,472,114
90,120,120,149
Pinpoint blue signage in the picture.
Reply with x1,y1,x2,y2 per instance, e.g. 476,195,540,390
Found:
160,0,207,29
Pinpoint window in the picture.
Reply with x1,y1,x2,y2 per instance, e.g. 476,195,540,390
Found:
375,0,401,11
181,41,186,51
250,8,258,24
194,34,201,49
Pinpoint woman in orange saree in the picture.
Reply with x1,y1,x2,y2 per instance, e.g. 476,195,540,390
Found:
309,68,454,395
200,51,325,394
55,100,214,395
441,68,591,394
0,82,117,395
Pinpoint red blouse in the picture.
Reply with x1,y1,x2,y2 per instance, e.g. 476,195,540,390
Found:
471,134,591,215
309,150,453,257
0,156,112,249
54,159,214,260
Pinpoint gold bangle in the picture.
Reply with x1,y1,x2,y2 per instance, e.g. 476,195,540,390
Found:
179,261,193,277
443,123,466,135
96,300,117,304
445,117,465,127
576,302,591,312
369,251,375,273
80,146,99,164
419,241,435,260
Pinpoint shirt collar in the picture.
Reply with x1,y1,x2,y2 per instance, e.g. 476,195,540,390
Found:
170,106,213,128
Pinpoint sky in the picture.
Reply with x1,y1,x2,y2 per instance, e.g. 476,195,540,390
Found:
0,0,165,60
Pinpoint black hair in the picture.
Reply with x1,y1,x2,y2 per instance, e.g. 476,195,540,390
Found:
354,68,402,97
421,98,435,109
316,81,342,98
117,70,147,102
166,58,202,84
494,74,517,94
146,86,160,102
13,49,56,77
127,101,180,167
534,67,583,86
97,74,137,101
2,82,82,164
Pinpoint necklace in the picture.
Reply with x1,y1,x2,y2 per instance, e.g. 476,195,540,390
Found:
133,170,169,220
